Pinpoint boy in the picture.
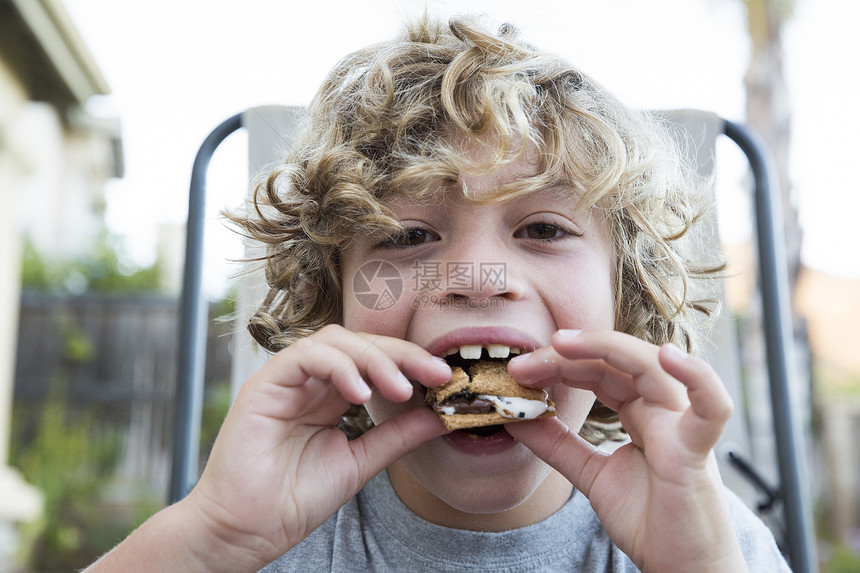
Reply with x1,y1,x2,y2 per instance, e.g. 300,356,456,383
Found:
87,15,790,572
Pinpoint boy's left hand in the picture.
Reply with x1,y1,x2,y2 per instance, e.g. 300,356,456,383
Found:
506,330,749,573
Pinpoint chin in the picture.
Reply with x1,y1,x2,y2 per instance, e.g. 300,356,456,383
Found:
433,479,546,515
399,444,553,514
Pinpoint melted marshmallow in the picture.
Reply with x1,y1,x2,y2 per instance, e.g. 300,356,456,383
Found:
477,395,555,420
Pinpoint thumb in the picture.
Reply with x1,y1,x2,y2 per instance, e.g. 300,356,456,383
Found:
506,418,608,498
349,407,448,485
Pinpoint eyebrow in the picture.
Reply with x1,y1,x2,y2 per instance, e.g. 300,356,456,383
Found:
525,183,582,204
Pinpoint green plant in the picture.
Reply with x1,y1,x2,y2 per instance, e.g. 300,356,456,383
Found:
20,232,162,295
11,381,123,570
823,543,860,573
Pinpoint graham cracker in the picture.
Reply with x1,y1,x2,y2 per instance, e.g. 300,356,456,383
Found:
426,359,556,430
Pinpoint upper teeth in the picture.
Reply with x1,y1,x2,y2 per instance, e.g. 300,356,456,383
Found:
444,345,521,359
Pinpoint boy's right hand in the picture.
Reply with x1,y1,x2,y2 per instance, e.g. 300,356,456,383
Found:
179,325,451,570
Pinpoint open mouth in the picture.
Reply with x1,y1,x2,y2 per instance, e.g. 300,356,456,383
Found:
426,344,555,431
462,424,504,437
438,346,517,422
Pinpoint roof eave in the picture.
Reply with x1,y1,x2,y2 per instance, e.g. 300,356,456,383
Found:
6,0,109,105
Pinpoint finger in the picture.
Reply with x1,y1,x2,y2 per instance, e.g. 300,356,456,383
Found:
263,338,372,404
347,334,421,402
349,406,449,485
323,331,450,401
319,326,451,399
518,330,688,410
508,351,637,411
505,417,608,499
554,330,689,409
263,327,450,404
351,332,452,391
659,344,733,453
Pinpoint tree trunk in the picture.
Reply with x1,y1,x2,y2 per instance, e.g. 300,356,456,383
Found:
743,0,801,282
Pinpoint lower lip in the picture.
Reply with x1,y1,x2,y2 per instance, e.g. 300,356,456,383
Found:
442,426,518,456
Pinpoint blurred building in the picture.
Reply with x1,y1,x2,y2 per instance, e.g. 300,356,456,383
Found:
0,0,121,566
796,267,860,546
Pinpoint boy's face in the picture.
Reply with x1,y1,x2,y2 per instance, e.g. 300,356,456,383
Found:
341,143,616,519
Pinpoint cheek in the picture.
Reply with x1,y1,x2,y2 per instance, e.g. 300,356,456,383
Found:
341,297,370,331
543,277,615,331
535,249,616,332
342,295,415,336
341,258,417,335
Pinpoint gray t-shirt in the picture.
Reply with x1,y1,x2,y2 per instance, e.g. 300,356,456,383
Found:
260,472,790,572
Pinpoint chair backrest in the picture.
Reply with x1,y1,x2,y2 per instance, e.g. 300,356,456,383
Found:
229,106,306,398
177,105,815,572
230,106,755,489
653,110,754,490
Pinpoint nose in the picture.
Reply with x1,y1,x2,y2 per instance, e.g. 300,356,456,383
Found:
412,235,525,304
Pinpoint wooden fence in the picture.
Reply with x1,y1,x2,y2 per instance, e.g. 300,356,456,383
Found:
13,293,234,500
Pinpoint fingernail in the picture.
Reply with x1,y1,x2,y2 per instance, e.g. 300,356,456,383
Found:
664,343,688,360
556,329,582,340
508,352,532,365
507,357,536,385
356,377,373,401
431,356,451,376
397,371,414,391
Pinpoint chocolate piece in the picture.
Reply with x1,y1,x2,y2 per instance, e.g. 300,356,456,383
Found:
431,393,494,415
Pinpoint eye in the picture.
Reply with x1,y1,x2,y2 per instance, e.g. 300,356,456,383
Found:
524,223,561,240
515,221,579,241
382,227,438,248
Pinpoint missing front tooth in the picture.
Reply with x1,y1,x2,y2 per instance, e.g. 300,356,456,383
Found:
444,348,508,371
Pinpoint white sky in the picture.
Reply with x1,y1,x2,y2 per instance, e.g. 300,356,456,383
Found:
63,0,860,295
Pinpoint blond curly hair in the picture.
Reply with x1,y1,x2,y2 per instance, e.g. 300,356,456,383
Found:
228,16,723,444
